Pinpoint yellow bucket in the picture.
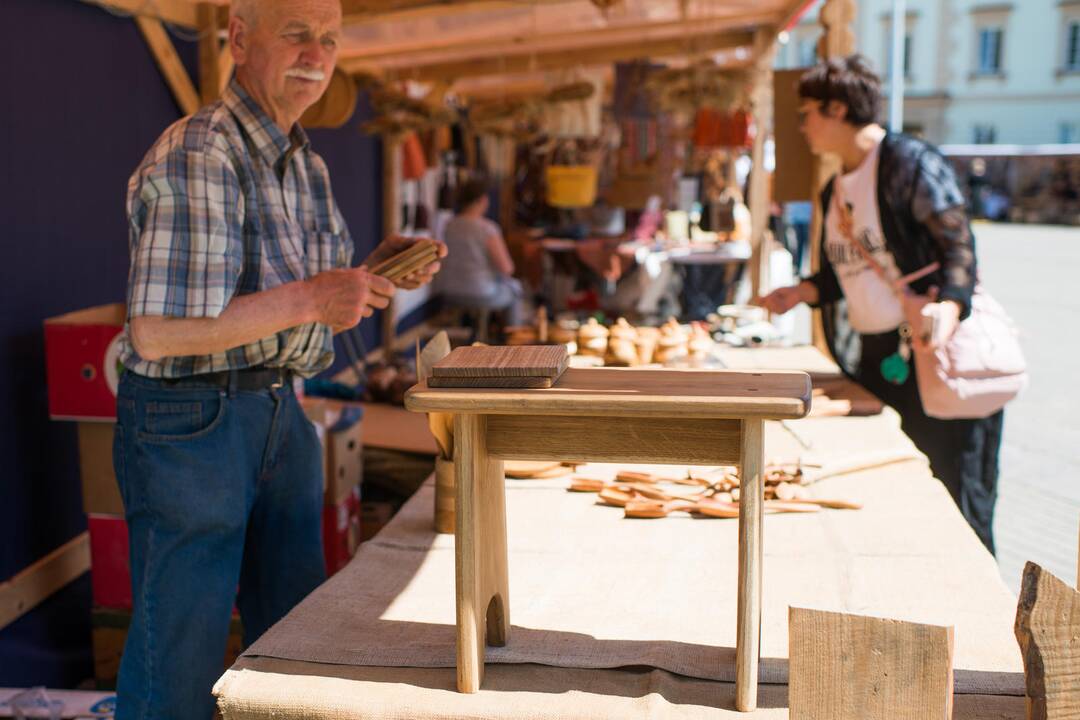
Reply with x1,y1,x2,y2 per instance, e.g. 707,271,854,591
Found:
546,165,598,208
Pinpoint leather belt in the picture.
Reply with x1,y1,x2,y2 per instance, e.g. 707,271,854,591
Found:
161,366,294,391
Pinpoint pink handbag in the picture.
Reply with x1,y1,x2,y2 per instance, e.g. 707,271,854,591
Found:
912,286,1027,419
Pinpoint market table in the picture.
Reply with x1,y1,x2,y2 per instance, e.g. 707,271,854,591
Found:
216,350,1026,720
404,367,810,710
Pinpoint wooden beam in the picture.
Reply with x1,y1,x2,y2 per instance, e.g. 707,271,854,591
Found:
1014,562,1080,720
80,0,199,28
789,607,955,719
136,16,202,116
748,27,778,302
341,11,774,66
0,533,91,631
342,0,574,23
349,29,755,82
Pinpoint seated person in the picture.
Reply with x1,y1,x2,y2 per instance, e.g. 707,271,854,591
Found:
435,179,525,325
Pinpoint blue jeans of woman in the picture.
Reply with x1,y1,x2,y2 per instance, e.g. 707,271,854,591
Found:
112,371,325,720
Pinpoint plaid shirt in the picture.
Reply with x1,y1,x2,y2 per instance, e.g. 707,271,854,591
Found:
119,79,353,378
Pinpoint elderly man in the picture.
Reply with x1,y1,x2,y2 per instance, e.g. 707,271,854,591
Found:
113,1,442,717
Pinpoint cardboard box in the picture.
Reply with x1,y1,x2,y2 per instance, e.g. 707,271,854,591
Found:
44,304,125,421
360,401,437,455
77,422,124,515
323,488,361,576
88,514,131,610
91,607,242,691
302,398,365,506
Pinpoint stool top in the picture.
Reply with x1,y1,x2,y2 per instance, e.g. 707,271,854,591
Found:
405,367,811,419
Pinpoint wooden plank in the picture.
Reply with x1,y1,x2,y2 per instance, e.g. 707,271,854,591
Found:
735,418,764,712
135,17,201,116
432,345,568,379
0,533,91,631
80,0,198,28
406,367,812,420
347,29,755,82
454,414,510,693
1014,562,1080,720
486,415,742,466
789,607,955,720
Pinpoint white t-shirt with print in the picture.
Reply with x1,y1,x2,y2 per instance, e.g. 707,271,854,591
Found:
824,139,906,334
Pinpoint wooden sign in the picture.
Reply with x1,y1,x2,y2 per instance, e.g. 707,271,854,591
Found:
789,607,954,720
1014,562,1080,720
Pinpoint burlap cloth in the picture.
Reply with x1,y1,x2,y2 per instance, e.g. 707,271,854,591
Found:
223,408,1023,712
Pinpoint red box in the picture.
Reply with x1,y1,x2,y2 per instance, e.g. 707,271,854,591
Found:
323,488,361,576
91,494,359,610
88,514,132,610
44,304,126,420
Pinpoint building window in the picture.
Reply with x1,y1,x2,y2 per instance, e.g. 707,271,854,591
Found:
1066,21,1080,71
973,124,997,144
886,32,914,79
976,26,1003,75
1060,122,1080,144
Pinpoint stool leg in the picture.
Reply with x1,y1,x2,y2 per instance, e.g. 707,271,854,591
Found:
735,418,764,712
454,414,510,693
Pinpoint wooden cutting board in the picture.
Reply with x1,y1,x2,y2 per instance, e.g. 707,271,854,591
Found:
430,345,569,386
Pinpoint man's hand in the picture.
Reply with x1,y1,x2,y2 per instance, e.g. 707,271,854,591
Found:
307,266,395,332
757,281,817,315
362,234,448,290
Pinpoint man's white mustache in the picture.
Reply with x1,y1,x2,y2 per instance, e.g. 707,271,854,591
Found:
285,68,326,82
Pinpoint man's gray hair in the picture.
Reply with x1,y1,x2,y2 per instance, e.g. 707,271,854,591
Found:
230,0,261,27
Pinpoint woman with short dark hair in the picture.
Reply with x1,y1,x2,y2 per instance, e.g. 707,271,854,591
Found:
761,55,1004,553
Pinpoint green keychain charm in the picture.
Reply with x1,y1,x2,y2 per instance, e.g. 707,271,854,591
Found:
880,323,913,385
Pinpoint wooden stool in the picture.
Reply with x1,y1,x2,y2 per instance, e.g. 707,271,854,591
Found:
405,367,810,711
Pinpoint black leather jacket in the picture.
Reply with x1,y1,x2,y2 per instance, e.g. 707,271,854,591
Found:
804,133,978,374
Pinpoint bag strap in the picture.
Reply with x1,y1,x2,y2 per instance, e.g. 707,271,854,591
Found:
832,183,939,296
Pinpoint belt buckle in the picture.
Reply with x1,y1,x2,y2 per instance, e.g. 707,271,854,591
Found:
270,368,286,390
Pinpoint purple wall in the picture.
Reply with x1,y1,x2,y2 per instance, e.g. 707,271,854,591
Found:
0,0,382,686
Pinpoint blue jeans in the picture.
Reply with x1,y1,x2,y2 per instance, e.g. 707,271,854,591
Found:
112,372,325,720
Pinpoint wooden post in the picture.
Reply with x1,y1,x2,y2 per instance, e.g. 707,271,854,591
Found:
735,417,765,712
454,413,510,693
748,27,778,301
381,136,402,359
197,2,225,104
808,0,856,353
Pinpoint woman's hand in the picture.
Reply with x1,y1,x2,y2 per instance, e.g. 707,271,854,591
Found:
902,286,961,352
757,281,817,315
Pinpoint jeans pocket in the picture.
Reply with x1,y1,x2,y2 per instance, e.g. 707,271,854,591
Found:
138,392,228,442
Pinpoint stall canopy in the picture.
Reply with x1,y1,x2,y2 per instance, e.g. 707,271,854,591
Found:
82,0,816,93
